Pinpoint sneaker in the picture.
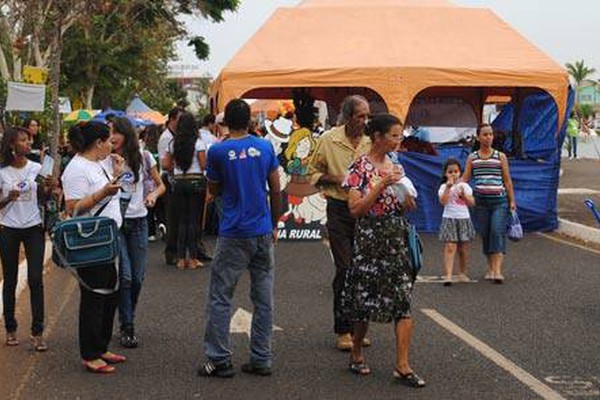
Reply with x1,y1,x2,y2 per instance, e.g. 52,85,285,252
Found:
148,235,157,242
443,276,453,287
5,331,18,346
197,360,235,378
158,224,167,240
241,362,272,376
120,328,138,349
457,273,471,283
484,270,494,281
493,274,505,284
336,333,353,351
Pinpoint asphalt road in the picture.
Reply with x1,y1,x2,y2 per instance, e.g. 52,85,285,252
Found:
1,233,599,400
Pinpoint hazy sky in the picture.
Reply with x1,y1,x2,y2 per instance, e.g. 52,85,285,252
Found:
174,0,599,79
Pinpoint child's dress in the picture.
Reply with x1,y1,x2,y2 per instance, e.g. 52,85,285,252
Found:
438,182,476,243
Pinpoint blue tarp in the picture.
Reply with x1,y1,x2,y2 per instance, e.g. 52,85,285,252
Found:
400,89,574,233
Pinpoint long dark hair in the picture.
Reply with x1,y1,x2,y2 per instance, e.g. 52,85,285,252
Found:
441,157,462,184
0,127,30,167
173,113,198,173
140,124,161,154
113,117,142,183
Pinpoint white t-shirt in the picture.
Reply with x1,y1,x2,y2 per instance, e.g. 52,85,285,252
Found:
157,128,174,168
199,129,218,150
0,160,42,228
62,154,122,227
120,150,157,219
168,139,206,175
438,182,473,219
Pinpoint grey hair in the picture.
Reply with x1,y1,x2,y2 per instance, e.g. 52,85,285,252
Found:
339,95,368,124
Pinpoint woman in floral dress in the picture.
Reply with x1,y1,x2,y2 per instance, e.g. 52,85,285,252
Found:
341,113,425,388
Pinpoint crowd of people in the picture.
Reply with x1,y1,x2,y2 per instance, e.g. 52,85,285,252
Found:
0,94,517,388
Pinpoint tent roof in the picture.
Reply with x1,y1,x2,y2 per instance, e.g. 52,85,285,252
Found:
126,96,153,114
212,5,569,127
299,0,453,7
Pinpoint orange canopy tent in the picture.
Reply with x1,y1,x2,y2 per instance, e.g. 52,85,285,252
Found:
210,0,569,129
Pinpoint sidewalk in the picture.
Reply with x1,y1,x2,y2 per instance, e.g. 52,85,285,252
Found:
557,157,600,244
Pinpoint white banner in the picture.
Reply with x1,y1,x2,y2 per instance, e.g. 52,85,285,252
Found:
5,82,46,112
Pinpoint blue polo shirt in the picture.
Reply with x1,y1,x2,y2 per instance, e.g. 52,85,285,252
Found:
206,135,279,238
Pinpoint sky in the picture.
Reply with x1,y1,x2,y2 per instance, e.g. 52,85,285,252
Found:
173,0,599,79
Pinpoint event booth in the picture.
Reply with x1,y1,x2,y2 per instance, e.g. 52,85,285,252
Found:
210,0,572,233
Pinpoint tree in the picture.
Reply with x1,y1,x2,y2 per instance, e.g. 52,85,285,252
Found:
60,0,239,109
566,60,596,87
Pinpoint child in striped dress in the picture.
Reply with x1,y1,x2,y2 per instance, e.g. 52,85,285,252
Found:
438,158,475,286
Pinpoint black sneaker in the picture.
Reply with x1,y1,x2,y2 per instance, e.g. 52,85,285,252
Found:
120,328,138,349
197,360,235,378
241,362,272,376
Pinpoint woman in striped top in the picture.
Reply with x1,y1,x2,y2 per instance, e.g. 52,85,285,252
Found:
462,124,515,284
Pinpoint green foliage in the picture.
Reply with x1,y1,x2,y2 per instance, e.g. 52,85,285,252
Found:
578,103,595,120
566,60,597,86
189,36,210,61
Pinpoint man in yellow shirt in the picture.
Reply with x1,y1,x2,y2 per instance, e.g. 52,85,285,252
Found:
308,95,372,350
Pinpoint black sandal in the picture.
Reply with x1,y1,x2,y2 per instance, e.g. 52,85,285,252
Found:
393,369,426,388
349,357,371,375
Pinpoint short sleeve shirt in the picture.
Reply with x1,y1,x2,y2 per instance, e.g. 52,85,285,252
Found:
0,160,42,228
438,182,472,219
206,135,279,238
342,155,404,217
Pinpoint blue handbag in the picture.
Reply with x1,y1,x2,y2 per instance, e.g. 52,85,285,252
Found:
407,223,423,278
51,197,119,294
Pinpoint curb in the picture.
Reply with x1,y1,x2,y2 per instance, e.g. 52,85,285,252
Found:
556,218,600,245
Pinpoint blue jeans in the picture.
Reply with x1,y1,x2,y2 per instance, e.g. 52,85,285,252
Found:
118,217,148,329
474,196,508,255
203,235,275,367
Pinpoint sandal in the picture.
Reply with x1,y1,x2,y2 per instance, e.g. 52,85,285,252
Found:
393,369,426,388
31,335,48,352
349,356,371,376
82,359,116,374
6,332,18,346
188,259,203,269
101,351,127,364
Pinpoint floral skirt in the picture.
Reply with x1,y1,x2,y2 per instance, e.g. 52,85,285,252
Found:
341,213,414,324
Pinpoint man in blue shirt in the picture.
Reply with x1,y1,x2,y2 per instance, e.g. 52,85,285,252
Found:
198,99,281,378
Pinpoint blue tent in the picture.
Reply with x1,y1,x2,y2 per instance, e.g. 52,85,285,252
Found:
400,88,575,233
93,108,155,127
126,96,153,114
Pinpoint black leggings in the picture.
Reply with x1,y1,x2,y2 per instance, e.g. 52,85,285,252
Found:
172,178,206,259
0,225,45,336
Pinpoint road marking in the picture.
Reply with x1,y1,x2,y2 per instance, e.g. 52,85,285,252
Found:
537,232,600,256
416,275,478,284
230,307,283,338
421,308,567,400
544,376,600,397
0,240,52,318
557,188,600,195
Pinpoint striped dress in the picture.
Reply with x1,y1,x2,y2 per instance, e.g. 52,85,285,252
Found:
471,150,505,199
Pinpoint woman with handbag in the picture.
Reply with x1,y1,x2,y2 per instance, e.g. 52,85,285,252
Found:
341,114,425,388
163,112,207,269
110,118,165,348
61,121,127,373
0,127,55,351
462,124,516,284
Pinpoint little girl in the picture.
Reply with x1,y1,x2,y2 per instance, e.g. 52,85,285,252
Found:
438,158,475,286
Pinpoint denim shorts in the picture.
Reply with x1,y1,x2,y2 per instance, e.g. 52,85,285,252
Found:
474,196,508,255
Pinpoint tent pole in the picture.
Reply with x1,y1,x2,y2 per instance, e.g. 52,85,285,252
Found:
512,89,523,158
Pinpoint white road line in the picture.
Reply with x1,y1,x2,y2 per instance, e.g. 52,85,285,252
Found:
0,240,52,318
537,232,600,256
421,308,567,400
